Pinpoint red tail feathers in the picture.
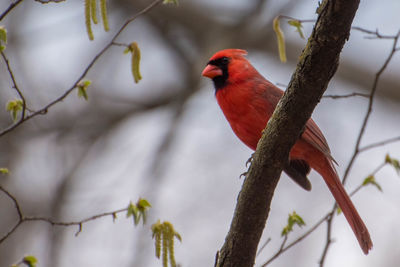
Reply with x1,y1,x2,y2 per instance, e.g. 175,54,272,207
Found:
320,161,373,254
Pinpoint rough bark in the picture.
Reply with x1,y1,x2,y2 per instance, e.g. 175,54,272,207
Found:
215,0,360,266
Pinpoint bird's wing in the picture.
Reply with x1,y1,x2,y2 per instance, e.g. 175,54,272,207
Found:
302,119,338,165
284,159,312,191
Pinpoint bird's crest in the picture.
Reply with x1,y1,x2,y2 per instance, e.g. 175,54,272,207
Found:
209,49,248,61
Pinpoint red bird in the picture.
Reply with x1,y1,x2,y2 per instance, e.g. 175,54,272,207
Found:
202,49,372,254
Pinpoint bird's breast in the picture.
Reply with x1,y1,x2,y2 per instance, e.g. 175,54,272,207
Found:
216,85,270,150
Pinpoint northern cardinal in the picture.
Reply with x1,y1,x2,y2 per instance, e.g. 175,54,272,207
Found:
202,49,372,254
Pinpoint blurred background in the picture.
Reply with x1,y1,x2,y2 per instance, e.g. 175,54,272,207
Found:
0,0,399,266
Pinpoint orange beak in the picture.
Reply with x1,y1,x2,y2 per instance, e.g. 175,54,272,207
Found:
202,64,223,79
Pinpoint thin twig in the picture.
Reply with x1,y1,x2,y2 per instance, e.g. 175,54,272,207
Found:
349,161,386,197
342,31,400,186
261,213,331,266
0,185,129,243
1,51,27,121
0,220,23,244
0,0,163,138
260,29,400,267
277,85,370,100
0,186,23,219
256,238,271,257
323,93,369,99
352,26,399,39
273,16,399,40
359,135,400,153
261,153,389,267
0,186,24,243
319,30,400,267
0,0,24,21
271,17,399,40
0,0,164,243
318,211,334,267
24,207,128,236
34,0,67,3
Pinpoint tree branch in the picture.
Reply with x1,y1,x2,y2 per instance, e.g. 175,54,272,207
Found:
0,185,129,243
215,1,360,266
260,152,388,266
319,31,400,265
259,27,400,265
0,0,163,138
359,135,400,153
342,31,400,185
261,213,330,267
0,0,24,21
1,51,27,121
323,92,369,99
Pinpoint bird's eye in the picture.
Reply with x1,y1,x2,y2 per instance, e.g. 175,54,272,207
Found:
221,57,229,64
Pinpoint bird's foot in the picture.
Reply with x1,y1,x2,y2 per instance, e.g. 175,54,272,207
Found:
246,153,255,167
239,171,247,179
240,153,255,179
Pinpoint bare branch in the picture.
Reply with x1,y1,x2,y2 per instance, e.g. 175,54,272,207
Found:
319,30,400,267
359,135,400,152
0,186,23,219
256,238,271,257
352,26,399,39
342,31,400,185
1,51,27,121
0,0,164,138
260,151,390,266
276,16,399,40
0,186,24,243
0,0,24,21
274,16,400,40
261,214,330,266
34,0,66,3
23,207,128,236
323,93,369,99
349,161,386,197
278,82,370,100
0,220,23,244
0,185,129,243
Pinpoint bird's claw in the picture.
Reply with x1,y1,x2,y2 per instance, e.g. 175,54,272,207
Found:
246,153,255,167
239,171,248,179
240,153,255,179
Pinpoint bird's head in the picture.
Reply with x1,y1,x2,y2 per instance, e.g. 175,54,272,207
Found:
202,49,248,91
